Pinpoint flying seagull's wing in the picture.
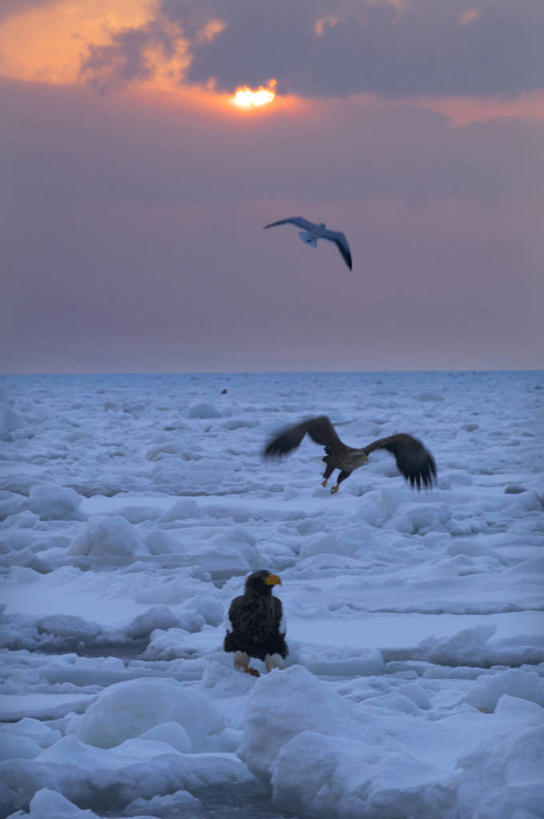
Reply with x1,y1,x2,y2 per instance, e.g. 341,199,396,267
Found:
364,434,437,489
264,217,315,231
323,229,352,270
264,415,342,456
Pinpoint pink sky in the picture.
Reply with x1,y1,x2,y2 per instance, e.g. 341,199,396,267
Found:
1,0,543,372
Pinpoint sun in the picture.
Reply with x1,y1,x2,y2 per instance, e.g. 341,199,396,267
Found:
231,79,277,110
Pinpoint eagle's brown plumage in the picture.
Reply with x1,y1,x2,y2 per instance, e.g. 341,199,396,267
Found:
224,570,288,677
264,415,436,493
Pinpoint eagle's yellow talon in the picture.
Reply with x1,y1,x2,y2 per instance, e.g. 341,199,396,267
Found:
244,666,260,677
331,485,339,494
321,479,328,487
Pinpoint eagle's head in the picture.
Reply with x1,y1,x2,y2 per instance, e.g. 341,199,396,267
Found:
245,570,282,596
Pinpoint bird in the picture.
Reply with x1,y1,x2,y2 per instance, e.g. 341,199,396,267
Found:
264,217,352,270
264,416,436,494
224,570,288,677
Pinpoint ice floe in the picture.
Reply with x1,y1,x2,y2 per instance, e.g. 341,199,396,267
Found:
1,371,543,817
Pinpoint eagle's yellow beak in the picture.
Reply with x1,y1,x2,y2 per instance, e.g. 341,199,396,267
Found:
264,573,282,586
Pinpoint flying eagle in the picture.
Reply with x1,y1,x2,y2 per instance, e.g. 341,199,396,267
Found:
264,217,352,270
264,416,437,494
224,570,287,677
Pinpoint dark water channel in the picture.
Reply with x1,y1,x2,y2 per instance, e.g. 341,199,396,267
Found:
190,782,301,818
101,781,302,818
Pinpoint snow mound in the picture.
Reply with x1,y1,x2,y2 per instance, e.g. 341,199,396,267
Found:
400,625,544,667
388,502,451,535
158,498,201,521
37,614,101,644
0,406,26,437
66,678,225,751
69,516,149,562
0,719,60,758
416,624,498,665
238,665,375,781
272,731,456,819
124,606,180,639
7,788,101,818
139,722,192,753
0,734,42,763
0,693,97,722
28,485,85,521
143,627,203,660
190,594,224,627
356,488,405,527
0,491,27,521
145,529,181,554
291,643,384,677
456,724,544,818
0,736,251,817
465,669,544,712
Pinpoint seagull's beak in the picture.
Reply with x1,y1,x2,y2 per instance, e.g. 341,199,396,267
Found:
264,573,282,586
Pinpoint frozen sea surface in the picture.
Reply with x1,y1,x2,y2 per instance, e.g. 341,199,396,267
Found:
1,371,543,819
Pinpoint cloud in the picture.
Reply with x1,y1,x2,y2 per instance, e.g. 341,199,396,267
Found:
81,18,189,93
0,0,54,22
80,0,544,98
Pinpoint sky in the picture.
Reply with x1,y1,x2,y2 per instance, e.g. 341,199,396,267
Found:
1,0,543,373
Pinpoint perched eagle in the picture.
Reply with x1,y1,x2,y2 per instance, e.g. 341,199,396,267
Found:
264,217,352,270
264,415,437,494
224,570,288,677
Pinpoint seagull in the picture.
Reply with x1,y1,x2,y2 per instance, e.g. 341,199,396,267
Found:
264,217,352,270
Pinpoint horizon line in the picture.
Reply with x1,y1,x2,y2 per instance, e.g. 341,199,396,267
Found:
1,367,543,377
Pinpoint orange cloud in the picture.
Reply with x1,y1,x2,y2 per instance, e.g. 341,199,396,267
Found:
0,0,157,85
0,1,303,115
314,16,341,37
2,0,542,127
422,92,544,126
459,9,480,25
196,19,227,44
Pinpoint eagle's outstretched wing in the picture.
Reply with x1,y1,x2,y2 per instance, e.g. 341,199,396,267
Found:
364,433,437,488
263,216,315,231
264,415,342,456
323,230,352,270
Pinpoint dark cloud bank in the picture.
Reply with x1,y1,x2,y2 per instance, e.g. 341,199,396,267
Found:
82,0,544,97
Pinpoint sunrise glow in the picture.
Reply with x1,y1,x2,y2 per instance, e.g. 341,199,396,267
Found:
0,0,155,86
231,79,277,110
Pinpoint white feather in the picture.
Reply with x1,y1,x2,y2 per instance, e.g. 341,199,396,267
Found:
265,653,284,672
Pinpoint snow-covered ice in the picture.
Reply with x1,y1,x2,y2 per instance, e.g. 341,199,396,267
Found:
1,371,543,818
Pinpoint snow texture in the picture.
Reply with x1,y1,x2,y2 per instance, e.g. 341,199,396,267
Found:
1,371,543,817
